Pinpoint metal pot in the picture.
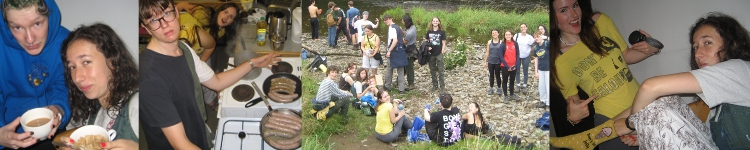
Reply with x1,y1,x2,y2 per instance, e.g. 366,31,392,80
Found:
234,45,262,80
269,12,287,51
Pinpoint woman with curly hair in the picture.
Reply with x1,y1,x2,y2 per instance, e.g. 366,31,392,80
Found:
61,23,139,149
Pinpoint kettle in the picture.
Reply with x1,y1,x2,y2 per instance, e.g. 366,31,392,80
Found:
268,12,288,51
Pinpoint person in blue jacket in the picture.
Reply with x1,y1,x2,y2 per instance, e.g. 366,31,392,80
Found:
0,0,71,149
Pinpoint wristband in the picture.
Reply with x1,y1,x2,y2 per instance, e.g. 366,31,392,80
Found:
625,116,636,131
567,113,580,126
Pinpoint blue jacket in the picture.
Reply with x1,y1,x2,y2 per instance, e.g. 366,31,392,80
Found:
0,0,71,140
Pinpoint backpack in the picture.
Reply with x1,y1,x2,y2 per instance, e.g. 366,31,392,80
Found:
418,41,431,65
326,10,336,26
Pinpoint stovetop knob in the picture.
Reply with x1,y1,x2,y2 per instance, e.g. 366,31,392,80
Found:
238,131,246,139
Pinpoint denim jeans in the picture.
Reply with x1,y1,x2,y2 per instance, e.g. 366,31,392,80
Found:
328,26,337,47
375,115,412,143
709,103,750,149
515,56,531,85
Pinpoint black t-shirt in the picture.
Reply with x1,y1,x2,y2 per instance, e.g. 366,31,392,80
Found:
426,30,446,56
430,107,461,146
337,9,346,26
140,49,209,150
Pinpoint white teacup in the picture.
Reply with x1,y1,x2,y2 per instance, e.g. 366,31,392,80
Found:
20,108,55,140
70,125,117,142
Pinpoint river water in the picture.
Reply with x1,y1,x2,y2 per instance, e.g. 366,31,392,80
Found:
302,0,546,43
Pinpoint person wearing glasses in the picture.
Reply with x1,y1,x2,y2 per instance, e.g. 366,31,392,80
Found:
139,0,280,149
0,0,71,149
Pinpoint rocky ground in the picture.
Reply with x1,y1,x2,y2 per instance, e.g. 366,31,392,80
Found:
302,33,549,148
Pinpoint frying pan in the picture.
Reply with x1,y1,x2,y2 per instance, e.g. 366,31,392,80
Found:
262,73,302,103
260,108,301,150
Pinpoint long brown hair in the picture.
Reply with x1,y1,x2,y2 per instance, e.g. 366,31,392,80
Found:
375,90,387,111
62,23,139,124
469,102,489,133
549,0,603,90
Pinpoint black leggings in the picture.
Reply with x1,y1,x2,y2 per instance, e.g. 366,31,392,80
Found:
488,63,501,88
501,67,517,96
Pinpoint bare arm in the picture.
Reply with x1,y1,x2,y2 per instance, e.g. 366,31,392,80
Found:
196,28,216,62
441,40,447,54
175,2,197,14
162,122,201,150
630,72,702,115
201,53,281,91
423,108,431,122
389,101,403,123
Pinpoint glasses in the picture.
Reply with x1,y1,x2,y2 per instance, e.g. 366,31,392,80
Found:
144,10,176,31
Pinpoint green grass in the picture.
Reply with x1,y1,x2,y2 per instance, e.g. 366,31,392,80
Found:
399,137,538,150
381,6,549,43
301,60,547,150
302,59,379,149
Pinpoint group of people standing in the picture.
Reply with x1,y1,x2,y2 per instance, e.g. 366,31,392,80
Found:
483,23,550,105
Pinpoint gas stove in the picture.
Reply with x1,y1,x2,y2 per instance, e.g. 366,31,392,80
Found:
213,117,273,150
217,57,302,119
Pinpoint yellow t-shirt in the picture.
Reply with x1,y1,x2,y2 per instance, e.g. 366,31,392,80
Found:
555,14,640,118
375,102,393,134
362,34,378,50
178,6,225,55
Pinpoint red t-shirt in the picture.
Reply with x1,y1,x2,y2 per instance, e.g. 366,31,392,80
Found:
502,40,517,67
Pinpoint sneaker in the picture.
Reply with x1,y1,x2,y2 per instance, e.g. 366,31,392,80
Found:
533,102,547,108
488,87,494,95
399,91,405,94
510,95,519,101
503,96,509,103
497,88,503,95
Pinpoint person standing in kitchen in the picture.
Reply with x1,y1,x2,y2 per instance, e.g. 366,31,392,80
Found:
139,0,280,149
346,1,359,48
308,0,321,40
0,0,72,149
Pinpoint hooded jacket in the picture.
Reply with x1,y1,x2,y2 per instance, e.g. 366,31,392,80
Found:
0,0,71,139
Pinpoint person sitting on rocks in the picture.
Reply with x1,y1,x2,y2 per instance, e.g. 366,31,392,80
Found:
423,94,461,146
461,102,489,139
374,90,412,144
311,66,353,120
353,68,377,100
339,62,357,95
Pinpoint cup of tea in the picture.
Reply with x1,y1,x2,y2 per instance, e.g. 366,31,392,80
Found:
70,125,117,143
20,108,55,140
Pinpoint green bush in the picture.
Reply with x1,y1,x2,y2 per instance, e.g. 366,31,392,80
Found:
444,38,469,70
